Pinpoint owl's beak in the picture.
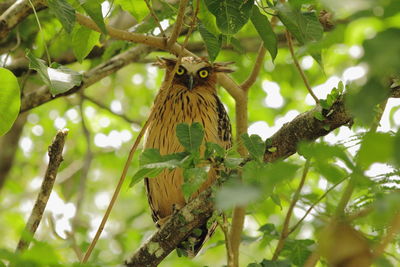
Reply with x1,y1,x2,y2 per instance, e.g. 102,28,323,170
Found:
187,75,194,90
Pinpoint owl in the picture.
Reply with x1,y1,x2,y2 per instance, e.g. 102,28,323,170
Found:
144,56,233,256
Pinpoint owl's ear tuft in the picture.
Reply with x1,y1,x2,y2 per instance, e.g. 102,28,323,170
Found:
213,61,235,73
153,57,177,69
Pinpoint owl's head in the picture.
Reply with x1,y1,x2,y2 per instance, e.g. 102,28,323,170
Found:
155,57,234,91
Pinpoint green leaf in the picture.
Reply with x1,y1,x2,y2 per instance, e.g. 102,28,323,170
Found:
0,68,20,136
216,182,261,210
115,0,148,21
224,157,243,168
182,167,208,200
101,40,129,61
71,25,100,62
176,123,204,153
204,0,254,35
370,193,400,228
131,149,188,187
314,161,348,183
248,259,291,267
362,28,400,77
139,148,164,165
271,194,282,209
276,3,323,63
242,160,299,191
250,6,277,60
281,239,315,266
357,132,394,169
298,142,354,170
198,0,220,36
47,0,76,33
241,133,265,162
204,142,225,158
130,168,164,187
26,50,82,96
263,161,300,186
81,0,107,34
198,22,222,62
346,78,389,125
258,223,279,237
313,111,325,121
276,4,323,45
22,241,61,265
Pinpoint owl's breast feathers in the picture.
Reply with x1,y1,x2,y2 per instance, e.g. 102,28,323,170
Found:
144,86,231,256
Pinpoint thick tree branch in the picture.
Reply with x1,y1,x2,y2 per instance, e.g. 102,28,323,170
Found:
20,43,154,112
264,98,350,162
0,0,45,40
124,188,214,267
16,129,68,252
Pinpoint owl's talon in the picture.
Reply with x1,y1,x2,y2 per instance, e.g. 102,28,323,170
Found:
172,203,183,214
156,216,171,227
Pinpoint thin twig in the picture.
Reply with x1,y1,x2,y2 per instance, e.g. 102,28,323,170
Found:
28,0,51,65
81,118,151,263
347,206,374,221
240,44,266,91
73,97,93,227
167,0,189,48
288,176,349,235
82,94,141,125
219,214,234,264
335,99,388,218
144,0,166,37
285,31,319,104
272,159,310,260
15,129,68,252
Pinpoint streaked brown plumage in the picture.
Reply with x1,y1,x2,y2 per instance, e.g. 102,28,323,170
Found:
144,56,232,256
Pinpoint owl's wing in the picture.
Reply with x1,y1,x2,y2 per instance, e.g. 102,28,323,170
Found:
215,95,232,149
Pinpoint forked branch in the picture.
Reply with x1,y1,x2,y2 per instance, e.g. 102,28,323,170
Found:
16,129,68,252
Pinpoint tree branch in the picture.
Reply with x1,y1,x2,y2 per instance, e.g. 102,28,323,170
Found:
20,43,154,112
285,31,319,104
15,129,68,252
167,0,189,48
82,94,141,126
124,188,214,267
121,87,400,265
272,159,310,260
240,45,266,91
0,0,45,40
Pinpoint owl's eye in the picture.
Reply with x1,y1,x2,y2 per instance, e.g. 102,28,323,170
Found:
198,69,209,78
176,67,185,75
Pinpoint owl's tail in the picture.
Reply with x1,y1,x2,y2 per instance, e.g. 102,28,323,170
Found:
177,221,217,257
